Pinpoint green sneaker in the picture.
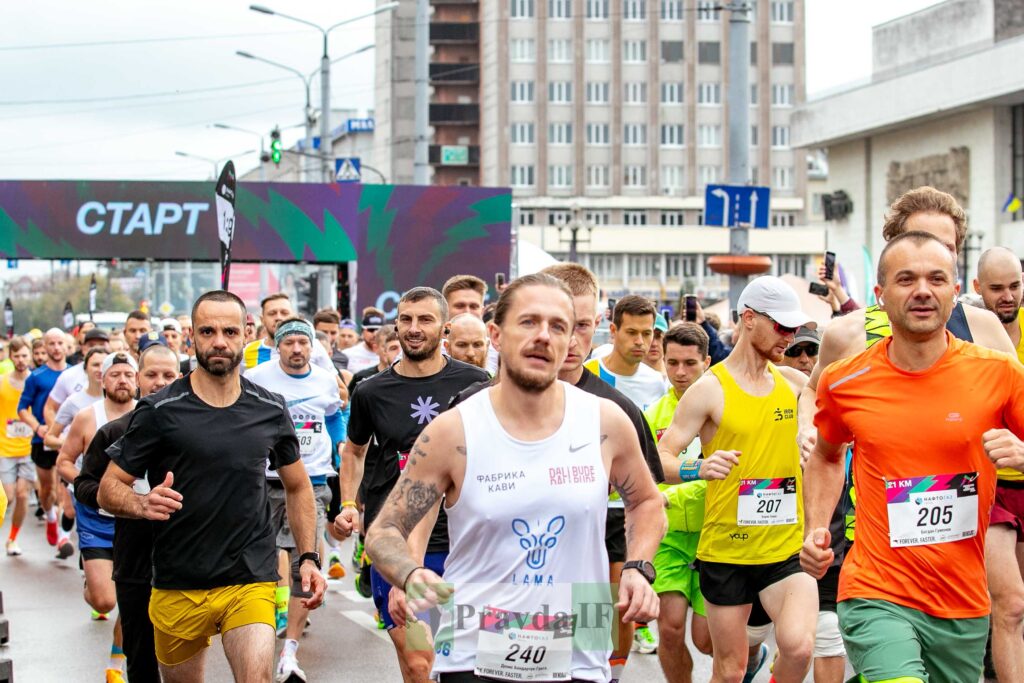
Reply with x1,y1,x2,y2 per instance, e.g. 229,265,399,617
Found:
632,624,657,654
352,539,365,568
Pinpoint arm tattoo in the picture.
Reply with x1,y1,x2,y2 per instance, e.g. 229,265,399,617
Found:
601,434,608,444
396,478,442,537
455,445,466,456
610,471,638,509
412,444,428,459
420,433,430,443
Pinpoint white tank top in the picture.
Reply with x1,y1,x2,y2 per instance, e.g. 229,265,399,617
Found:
433,383,611,682
92,400,109,430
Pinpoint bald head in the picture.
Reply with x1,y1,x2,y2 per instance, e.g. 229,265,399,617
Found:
974,246,1023,325
448,313,489,369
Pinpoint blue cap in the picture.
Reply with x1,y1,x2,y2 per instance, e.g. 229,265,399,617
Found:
137,331,169,354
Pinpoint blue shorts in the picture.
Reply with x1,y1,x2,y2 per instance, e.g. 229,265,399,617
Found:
74,500,114,549
370,551,448,631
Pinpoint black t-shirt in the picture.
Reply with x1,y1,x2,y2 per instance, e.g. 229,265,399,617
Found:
112,375,301,590
349,365,383,502
76,412,153,585
347,358,489,553
348,364,381,396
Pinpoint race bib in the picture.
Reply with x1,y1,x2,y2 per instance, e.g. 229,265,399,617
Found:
737,477,798,526
474,605,574,681
5,419,31,439
294,421,322,456
886,472,979,547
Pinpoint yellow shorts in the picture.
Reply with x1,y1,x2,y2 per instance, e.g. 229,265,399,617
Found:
149,582,276,666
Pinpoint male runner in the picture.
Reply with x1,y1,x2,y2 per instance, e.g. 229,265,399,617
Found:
446,314,489,371
57,352,137,681
99,290,326,683
969,245,1024,680
30,337,47,368
123,310,153,358
313,308,350,372
342,308,386,373
1,338,34,556
802,231,1024,683
45,328,109,423
76,342,182,683
246,316,345,682
338,318,359,350
779,327,819,377
441,274,487,319
642,314,670,378
584,295,668,412
366,272,666,683
243,293,335,374
658,276,818,683
333,287,488,682
44,347,108,453
17,327,67,547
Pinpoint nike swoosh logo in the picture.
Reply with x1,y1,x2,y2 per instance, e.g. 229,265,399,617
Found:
568,443,590,453
286,396,319,408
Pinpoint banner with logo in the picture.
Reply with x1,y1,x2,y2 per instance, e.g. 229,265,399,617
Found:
214,162,237,290
62,301,75,331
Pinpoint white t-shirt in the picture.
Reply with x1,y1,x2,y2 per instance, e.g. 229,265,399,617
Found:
341,342,379,374
54,388,103,432
582,357,668,412
48,363,86,406
242,338,336,376
245,361,343,479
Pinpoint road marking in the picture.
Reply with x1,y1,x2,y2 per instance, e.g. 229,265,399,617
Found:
340,610,389,640
337,590,373,603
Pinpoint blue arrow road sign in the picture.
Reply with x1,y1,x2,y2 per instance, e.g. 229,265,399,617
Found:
704,184,771,228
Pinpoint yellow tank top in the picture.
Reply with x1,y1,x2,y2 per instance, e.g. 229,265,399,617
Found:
697,362,803,564
0,374,31,458
1016,315,1024,366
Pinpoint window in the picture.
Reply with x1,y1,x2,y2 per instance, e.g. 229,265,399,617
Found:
623,0,646,20
510,165,535,187
698,124,721,148
698,41,721,64
549,165,573,187
510,80,535,102
750,125,758,146
771,212,796,227
750,41,758,66
624,123,647,145
661,40,683,63
1012,105,1024,221
661,0,684,20
586,165,610,187
586,81,610,103
770,1,794,23
511,39,535,62
661,210,685,226
586,0,609,18
624,82,647,104
586,39,610,63
775,254,808,278
772,166,794,190
628,255,661,279
660,124,684,147
518,209,536,225
624,40,647,63
548,81,573,103
586,211,610,224
590,254,622,280
772,42,795,65
771,125,790,148
511,0,535,19
771,84,795,107
699,165,720,187
625,165,647,187
750,84,758,105
549,39,572,63
548,122,573,145
548,0,572,19
697,1,719,21
697,82,721,105
661,166,684,193
749,166,759,184
586,123,610,145
549,210,572,225
624,210,647,226
661,81,684,104
510,122,535,144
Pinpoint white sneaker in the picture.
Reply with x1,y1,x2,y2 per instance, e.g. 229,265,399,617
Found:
5,539,22,556
276,651,307,683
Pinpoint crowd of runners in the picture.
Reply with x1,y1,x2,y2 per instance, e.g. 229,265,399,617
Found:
2,185,1024,683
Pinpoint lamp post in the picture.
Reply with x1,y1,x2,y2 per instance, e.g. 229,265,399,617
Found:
249,3,398,182
174,149,254,179
556,204,592,264
211,123,267,180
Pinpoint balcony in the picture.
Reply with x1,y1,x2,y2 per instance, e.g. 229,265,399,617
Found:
429,103,479,125
429,62,479,84
429,144,480,166
430,22,479,43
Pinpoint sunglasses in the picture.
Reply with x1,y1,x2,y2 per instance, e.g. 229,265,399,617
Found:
750,309,799,336
784,343,819,358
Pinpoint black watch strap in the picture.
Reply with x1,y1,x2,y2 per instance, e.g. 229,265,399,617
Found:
622,560,656,584
298,552,321,570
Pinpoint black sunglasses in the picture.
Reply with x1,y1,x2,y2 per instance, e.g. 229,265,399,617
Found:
750,309,800,336
784,343,819,358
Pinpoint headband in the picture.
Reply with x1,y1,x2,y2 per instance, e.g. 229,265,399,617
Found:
274,320,314,346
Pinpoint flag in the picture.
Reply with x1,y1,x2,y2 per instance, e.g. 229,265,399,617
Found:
1003,193,1022,214
3,299,12,339
62,301,75,331
89,273,97,320
215,161,237,290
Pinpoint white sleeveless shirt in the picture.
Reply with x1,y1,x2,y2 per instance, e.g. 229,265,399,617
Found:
433,382,611,682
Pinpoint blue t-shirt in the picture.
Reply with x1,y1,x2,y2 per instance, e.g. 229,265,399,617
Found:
17,365,64,444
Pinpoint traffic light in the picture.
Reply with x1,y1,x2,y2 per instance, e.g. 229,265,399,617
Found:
270,127,282,166
294,272,319,315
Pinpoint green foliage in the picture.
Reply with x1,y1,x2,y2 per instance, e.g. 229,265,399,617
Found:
8,275,133,334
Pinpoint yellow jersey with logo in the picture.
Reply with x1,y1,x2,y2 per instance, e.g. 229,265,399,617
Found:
1016,314,1024,366
696,362,802,564
0,374,31,458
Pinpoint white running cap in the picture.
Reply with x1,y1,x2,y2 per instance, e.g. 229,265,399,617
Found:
737,276,816,330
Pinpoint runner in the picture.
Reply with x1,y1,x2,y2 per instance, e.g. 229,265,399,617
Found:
441,274,487,319
342,308,386,374
56,352,138,682
246,316,345,682
67,321,96,365
802,231,1024,683
657,276,818,683
1,338,35,556
17,328,68,548
365,272,666,683
348,325,402,394
313,308,350,372
246,313,259,344
0,338,13,375
642,314,670,378
30,337,47,368
75,342,182,683
446,314,489,371
98,290,326,683
123,310,153,358
43,327,109,428
338,318,360,351
779,327,819,377
44,347,108,453
243,293,335,374
332,287,489,683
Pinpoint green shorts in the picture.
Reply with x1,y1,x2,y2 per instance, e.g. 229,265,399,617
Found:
838,598,988,683
652,531,704,616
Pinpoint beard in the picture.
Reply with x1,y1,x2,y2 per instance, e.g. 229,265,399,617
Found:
400,334,440,362
505,362,557,394
197,346,243,376
107,388,134,405
997,308,1020,324
283,353,309,371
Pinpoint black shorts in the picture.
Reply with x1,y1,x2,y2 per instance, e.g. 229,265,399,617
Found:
81,546,114,562
326,475,341,523
818,564,841,612
604,507,626,564
30,442,57,470
698,554,803,607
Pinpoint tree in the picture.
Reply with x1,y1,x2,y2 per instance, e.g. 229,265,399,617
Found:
9,274,134,333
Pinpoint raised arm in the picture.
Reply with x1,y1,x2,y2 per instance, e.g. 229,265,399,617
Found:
55,410,89,485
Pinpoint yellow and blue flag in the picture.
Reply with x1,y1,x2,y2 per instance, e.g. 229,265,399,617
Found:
1004,193,1022,214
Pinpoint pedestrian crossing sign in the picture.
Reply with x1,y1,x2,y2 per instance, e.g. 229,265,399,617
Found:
335,157,362,183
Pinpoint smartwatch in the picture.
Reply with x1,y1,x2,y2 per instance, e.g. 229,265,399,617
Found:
622,560,656,585
298,551,322,570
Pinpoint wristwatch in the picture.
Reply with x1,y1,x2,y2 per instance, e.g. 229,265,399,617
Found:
298,551,321,570
622,560,656,585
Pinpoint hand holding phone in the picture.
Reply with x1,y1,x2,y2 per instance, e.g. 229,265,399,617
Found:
684,295,697,322
823,251,836,281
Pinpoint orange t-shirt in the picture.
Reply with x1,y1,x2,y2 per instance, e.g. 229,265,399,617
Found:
816,333,1024,619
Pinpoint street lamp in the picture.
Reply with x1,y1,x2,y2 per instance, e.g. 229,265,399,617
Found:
211,123,267,181
175,149,255,180
556,204,592,264
249,3,398,182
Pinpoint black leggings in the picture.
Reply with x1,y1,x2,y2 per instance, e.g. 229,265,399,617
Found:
115,581,160,683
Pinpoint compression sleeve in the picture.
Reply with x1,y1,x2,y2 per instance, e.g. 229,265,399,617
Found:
325,410,345,448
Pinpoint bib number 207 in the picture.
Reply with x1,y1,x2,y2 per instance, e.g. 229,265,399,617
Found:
505,644,547,665
756,499,781,515
917,505,953,528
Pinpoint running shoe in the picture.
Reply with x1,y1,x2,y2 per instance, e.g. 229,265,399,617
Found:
45,518,58,545
374,610,386,630
275,651,307,682
5,540,22,556
56,539,74,559
275,610,288,638
351,539,364,568
327,551,346,579
632,624,657,654
91,610,109,621
105,668,126,683
355,564,373,598
742,643,770,683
